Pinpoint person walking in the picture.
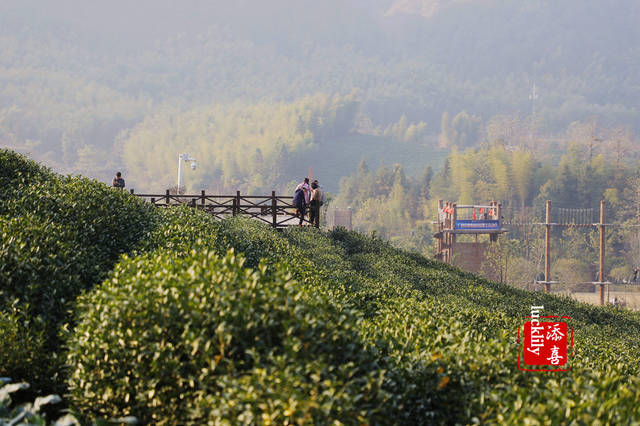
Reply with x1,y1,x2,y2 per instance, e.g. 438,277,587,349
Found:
309,180,322,228
112,172,125,189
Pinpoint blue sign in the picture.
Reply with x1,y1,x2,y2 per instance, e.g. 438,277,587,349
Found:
455,220,500,230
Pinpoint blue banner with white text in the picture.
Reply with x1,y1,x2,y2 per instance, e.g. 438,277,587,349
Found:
455,220,500,230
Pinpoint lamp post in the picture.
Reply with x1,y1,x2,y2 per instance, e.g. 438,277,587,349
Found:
177,153,197,192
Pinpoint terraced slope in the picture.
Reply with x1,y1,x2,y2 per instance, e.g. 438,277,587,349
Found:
3,150,640,424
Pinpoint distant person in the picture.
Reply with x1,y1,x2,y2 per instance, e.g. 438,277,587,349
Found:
293,179,308,226
634,268,638,283
112,172,125,189
294,178,310,223
309,180,322,228
296,177,311,206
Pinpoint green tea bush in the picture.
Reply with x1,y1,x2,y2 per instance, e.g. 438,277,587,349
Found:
67,249,398,424
5,150,640,423
0,151,159,393
0,175,159,321
137,205,220,253
0,176,160,276
279,225,640,423
0,149,54,189
214,217,296,269
0,215,85,327
0,305,49,392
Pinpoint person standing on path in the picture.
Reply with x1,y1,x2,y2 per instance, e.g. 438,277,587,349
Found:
309,180,322,228
112,172,125,189
294,178,311,221
294,178,310,225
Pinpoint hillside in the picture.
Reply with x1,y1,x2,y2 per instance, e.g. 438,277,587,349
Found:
1,0,639,186
3,150,640,424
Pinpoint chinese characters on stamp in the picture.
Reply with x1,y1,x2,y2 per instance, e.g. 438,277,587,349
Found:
519,305,573,371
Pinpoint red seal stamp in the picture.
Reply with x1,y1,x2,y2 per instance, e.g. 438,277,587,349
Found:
518,306,573,371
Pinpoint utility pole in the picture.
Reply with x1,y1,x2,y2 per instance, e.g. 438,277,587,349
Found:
599,200,606,305
544,200,551,293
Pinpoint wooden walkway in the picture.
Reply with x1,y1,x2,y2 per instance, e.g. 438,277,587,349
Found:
131,190,311,228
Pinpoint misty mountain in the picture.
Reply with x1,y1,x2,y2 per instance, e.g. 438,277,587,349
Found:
1,0,638,184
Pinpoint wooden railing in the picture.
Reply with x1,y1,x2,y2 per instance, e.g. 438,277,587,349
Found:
130,189,312,228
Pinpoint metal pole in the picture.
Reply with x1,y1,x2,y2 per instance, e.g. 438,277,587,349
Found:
600,200,606,305
545,200,551,293
177,154,184,190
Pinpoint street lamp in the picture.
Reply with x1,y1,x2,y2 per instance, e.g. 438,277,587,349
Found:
177,153,197,191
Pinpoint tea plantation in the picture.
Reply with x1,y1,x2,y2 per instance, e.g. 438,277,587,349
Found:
3,149,640,424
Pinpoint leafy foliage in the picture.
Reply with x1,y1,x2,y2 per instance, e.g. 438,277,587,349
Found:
0,150,159,393
67,250,397,424
5,152,640,423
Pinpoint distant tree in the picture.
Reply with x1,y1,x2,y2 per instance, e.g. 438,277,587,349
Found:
511,150,534,209
439,111,481,149
419,165,433,202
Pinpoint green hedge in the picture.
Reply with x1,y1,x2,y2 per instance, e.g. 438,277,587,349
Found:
137,205,220,254
67,250,400,424
5,150,640,423
0,304,49,392
0,150,159,393
0,149,53,190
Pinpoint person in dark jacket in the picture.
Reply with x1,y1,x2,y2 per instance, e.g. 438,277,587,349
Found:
293,180,308,225
112,172,125,189
309,180,322,228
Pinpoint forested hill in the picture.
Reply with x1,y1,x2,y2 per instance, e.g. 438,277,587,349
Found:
1,0,639,188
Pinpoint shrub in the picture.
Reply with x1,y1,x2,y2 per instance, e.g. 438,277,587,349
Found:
136,205,220,254
0,304,50,392
0,215,85,328
214,217,295,269
0,176,160,275
0,149,54,189
67,249,395,424
0,155,159,394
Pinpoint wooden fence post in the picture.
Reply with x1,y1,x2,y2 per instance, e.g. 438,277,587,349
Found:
437,200,443,255
201,190,206,208
236,191,241,216
451,203,457,265
272,191,277,228
166,189,170,205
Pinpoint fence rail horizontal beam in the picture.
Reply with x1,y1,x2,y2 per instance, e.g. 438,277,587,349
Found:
133,192,310,227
